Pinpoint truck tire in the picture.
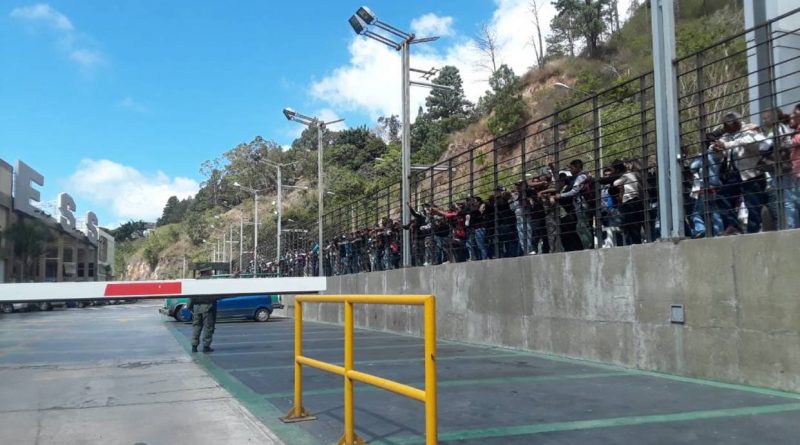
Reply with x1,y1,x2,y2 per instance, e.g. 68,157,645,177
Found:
254,308,271,322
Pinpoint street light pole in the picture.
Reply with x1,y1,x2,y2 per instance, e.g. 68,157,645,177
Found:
317,125,324,276
254,192,259,274
348,6,450,268
554,82,604,169
276,163,282,269
282,108,344,277
401,40,411,267
239,211,243,272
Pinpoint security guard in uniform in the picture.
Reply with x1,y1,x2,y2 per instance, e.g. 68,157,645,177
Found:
190,296,217,353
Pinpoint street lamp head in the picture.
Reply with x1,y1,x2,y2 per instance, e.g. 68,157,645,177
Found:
282,108,296,121
554,82,570,90
356,6,376,24
349,15,366,35
233,181,242,187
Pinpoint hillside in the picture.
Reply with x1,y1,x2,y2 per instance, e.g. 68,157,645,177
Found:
114,0,743,279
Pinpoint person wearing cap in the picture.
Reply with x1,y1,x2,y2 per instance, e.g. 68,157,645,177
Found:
710,111,767,233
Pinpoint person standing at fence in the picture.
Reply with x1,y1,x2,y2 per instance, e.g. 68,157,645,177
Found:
711,112,767,233
555,159,594,249
190,296,217,353
759,108,795,229
785,106,800,229
609,159,644,245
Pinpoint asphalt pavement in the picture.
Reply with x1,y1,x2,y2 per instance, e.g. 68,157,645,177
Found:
0,302,283,445
171,315,800,445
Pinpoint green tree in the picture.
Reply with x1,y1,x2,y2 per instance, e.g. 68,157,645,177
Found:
157,196,192,226
425,66,472,122
1,219,52,281
484,65,529,136
550,0,612,59
376,115,401,143
546,12,577,58
111,220,149,243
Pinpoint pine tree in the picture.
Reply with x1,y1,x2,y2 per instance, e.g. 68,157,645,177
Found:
425,66,472,122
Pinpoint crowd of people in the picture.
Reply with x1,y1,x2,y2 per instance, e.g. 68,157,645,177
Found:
254,104,800,277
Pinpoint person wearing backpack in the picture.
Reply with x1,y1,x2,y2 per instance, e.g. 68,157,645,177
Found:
610,159,645,245
554,159,594,249
711,112,767,233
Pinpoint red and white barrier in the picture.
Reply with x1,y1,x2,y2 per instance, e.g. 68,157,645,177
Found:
0,277,326,303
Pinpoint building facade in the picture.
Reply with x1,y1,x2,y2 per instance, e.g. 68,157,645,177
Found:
0,159,113,284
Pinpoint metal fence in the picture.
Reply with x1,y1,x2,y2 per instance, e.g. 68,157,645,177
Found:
261,7,800,278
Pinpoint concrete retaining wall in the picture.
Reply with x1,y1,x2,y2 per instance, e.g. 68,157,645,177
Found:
293,229,800,392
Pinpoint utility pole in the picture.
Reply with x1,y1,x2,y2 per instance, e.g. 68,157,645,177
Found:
254,193,259,274
276,164,282,273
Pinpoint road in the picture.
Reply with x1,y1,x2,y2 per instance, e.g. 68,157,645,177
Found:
3,302,800,444
0,302,282,445
172,315,800,445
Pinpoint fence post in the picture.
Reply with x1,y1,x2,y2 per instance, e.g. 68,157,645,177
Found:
592,95,603,248
344,301,355,444
448,159,454,208
469,148,475,197
553,113,563,251
765,21,786,231
695,55,711,239
424,297,438,445
280,299,316,423
492,140,500,259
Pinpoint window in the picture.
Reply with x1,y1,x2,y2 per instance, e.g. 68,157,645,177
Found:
88,262,95,278
98,237,108,263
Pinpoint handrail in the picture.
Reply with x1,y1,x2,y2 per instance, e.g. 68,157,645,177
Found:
281,294,437,445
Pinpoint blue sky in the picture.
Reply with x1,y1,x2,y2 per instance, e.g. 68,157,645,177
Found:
0,0,628,227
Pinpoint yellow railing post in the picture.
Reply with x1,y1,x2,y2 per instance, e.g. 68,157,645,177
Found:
280,298,317,423
424,297,438,445
285,295,436,445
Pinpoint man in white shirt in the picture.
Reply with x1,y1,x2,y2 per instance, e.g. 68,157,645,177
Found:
710,112,768,233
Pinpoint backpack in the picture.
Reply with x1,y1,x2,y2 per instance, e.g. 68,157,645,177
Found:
579,172,596,209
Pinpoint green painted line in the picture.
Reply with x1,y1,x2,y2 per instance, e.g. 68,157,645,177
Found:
165,323,320,445
210,341,424,356
375,402,800,445
212,333,401,346
262,371,628,399
236,352,526,373
462,345,800,402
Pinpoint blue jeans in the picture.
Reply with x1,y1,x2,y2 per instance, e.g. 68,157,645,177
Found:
784,175,800,229
740,177,768,233
515,216,533,254
466,229,478,260
474,228,489,260
434,236,448,264
690,194,723,237
767,175,800,229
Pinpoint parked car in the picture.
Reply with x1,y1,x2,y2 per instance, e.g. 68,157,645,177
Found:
159,294,283,323
1,303,31,314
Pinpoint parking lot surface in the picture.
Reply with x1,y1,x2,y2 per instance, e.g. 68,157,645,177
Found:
171,316,800,445
0,303,282,445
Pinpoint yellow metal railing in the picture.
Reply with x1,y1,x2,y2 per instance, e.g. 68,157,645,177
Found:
280,295,437,445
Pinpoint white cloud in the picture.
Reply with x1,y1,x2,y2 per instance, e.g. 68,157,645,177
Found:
317,108,347,131
10,3,73,31
66,159,199,222
411,13,454,37
311,0,635,119
10,3,105,68
118,96,147,113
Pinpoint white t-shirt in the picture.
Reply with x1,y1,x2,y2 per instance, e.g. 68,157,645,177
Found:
613,172,641,203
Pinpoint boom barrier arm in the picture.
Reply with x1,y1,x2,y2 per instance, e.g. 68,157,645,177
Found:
282,294,437,445
0,277,326,303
